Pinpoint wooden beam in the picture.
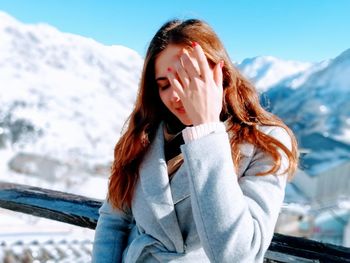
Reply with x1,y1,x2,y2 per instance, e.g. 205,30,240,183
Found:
1,181,350,262
0,181,101,229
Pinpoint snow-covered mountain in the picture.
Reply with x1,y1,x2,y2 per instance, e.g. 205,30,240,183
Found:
0,10,349,198
261,48,350,215
237,56,314,91
0,11,143,169
237,46,350,214
264,48,350,145
236,48,349,148
1,11,350,248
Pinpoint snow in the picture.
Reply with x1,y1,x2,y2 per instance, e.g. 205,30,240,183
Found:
0,11,143,167
238,56,313,91
334,128,350,144
319,105,328,114
305,48,350,91
280,59,330,89
0,11,140,242
0,10,20,26
1,10,350,247
0,209,95,244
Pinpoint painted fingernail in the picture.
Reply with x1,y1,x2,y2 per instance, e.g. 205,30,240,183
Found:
191,41,198,47
220,60,224,68
167,67,172,72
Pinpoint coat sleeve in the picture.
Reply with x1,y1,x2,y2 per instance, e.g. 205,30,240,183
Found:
92,199,133,263
180,126,291,263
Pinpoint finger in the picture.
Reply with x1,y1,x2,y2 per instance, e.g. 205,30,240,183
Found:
180,51,201,80
167,68,185,98
192,42,211,80
213,61,224,88
174,60,190,89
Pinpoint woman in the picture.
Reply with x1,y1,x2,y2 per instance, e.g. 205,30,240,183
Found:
92,19,298,263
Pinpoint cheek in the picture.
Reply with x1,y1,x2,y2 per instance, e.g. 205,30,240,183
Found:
159,90,169,107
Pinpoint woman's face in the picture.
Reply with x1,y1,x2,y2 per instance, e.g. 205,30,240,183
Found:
155,44,196,126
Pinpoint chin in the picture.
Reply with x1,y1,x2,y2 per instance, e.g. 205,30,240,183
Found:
179,117,192,126
171,111,192,126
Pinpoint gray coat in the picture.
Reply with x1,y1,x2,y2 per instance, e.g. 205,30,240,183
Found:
92,123,291,263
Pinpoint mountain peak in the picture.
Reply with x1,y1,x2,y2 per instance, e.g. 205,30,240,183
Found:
337,48,350,58
332,48,350,66
0,10,20,27
238,55,313,91
0,10,144,165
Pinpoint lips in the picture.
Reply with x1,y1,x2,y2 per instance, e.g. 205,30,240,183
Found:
175,106,186,113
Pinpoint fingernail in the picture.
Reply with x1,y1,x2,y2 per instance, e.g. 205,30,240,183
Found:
191,41,198,47
220,60,224,68
167,67,172,72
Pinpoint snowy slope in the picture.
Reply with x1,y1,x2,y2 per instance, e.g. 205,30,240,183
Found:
1,11,349,247
0,10,349,196
0,11,145,240
237,56,313,91
267,48,350,144
0,11,143,168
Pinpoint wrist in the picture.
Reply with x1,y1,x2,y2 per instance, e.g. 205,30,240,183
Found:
182,122,226,143
191,117,221,126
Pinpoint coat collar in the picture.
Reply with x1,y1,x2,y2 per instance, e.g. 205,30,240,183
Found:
138,122,185,253
136,121,256,252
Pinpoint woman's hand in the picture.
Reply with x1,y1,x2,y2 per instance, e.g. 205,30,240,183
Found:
166,42,224,126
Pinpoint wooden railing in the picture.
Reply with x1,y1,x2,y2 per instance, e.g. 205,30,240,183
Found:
1,182,350,263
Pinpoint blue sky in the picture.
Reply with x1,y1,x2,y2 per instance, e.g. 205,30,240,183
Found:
0,0,349,62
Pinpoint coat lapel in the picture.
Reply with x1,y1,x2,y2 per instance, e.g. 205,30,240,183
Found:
139,122,185,253
169,164,190,204
237,142,255,179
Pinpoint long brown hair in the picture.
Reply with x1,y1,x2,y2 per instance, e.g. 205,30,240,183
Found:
108,19,298,210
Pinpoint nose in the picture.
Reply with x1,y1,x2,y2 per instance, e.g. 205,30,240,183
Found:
169,87,181,102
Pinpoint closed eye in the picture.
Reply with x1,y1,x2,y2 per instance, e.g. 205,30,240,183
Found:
159,84,170,91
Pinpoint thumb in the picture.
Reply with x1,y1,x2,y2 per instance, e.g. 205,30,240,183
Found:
213,60,223,88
